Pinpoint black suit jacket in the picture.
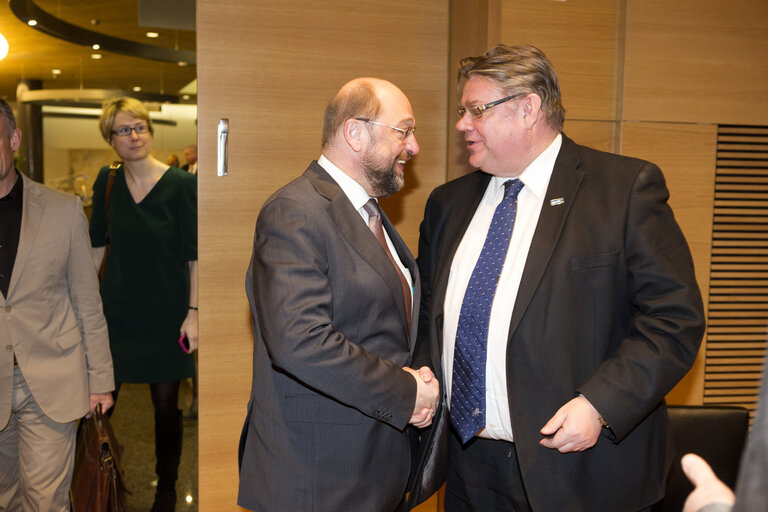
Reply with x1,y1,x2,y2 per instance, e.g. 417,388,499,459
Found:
413,135,705,511
238,162,420,512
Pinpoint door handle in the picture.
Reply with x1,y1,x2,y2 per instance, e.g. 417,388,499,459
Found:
217,118,229,176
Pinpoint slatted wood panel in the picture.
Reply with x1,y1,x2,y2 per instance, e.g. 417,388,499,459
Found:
705,125,768,422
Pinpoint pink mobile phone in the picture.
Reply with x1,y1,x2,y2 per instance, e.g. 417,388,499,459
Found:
178,334,192,354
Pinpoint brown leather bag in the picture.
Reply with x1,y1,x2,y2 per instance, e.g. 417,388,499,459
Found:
70,404,128,512
98,161,120,282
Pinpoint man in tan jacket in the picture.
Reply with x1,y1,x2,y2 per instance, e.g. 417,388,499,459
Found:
0,98,115,511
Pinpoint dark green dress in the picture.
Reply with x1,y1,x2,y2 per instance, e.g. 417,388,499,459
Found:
90,165,197,383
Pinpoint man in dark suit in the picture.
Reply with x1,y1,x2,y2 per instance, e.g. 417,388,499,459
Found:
415,45,705,511
0,99,114,509
237,77,439,512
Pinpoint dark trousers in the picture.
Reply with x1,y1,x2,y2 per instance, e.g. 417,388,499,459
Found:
445,427,655,512
445,429,532,512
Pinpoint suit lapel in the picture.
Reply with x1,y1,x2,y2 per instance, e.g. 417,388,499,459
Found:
305,163,411,338
507,135,584,338
432,172,491,353
381,210,420,349
6,175,45,302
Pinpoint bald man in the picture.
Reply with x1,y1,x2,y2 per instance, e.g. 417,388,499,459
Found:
237,78,439,512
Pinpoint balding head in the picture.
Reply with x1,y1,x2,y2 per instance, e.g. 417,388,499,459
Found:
322,78,407,149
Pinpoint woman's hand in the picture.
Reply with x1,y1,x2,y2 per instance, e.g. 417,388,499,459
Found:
180,308,198,351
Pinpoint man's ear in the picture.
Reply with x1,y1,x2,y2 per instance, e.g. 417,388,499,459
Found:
521,93,543,129
9,128,21,152
343,118,366,152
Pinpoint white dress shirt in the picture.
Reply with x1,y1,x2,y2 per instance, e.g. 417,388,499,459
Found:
317,155,413,297
442,134,562,441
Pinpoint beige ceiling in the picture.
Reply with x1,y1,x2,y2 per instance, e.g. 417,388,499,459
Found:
0,0,197,102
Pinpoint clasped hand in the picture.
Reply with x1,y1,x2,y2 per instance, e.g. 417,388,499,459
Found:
404,366,439,428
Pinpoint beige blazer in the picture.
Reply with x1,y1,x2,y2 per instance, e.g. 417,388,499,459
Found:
0,174,114,428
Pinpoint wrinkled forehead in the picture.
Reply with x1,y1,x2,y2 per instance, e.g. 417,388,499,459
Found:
460,75,506,104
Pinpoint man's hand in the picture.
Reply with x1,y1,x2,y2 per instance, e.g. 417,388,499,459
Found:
681,453,735,512
404,366,439,428
86,392,115,419
539,395,602,452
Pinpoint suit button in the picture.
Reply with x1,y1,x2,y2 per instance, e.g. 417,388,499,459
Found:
4,306,10,312
5,345,11,351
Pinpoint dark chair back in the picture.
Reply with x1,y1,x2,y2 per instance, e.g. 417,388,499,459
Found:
652,405,750,512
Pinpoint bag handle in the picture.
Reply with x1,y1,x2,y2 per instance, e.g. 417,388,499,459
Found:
98,162,121,282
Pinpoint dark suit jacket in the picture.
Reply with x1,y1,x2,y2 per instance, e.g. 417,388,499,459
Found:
238,162,420,512
414,135,705,511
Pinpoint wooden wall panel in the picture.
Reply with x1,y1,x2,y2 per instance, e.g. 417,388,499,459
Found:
562,120,619,154
447,0,501,181
621,122,718,404
500,0,624,122
197,1,448,509
623,0,768,125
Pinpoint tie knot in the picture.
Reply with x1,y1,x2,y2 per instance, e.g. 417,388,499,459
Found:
363,198,381,218
503,179,524,199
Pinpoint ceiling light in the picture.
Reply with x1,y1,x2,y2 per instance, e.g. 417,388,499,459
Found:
177,61,188,67
132,86,142,92
91,53,102,60
182,95,190,100
27,19,38,26
0,33,8,61
146,32,160,39
92,44,100,50
51,69,62,75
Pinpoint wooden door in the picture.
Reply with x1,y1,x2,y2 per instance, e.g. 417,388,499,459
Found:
196,1,449,508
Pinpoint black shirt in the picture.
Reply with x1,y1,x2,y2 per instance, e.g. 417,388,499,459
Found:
0,171,23,298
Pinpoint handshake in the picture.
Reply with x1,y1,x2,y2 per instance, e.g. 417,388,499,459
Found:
404,366,440,428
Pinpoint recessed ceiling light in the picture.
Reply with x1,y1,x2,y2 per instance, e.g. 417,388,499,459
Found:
51,69,62,75
132,86,142,92
177,61,188,67
27,19,38,26
91,53,102,60
92,43,100,50
182,95,190,100
146,32,160,39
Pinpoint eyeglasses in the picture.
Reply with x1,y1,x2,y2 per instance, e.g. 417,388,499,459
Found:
355,118,415,142
111,123,150,137
457,94,522,119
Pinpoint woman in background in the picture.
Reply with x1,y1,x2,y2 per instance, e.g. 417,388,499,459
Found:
90,97,197,512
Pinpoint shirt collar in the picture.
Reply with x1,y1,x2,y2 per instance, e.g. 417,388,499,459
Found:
488,133,562,200
0,170,23,203
318,154,373,211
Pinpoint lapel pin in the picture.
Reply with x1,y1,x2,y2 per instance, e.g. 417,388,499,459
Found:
550,197,565,206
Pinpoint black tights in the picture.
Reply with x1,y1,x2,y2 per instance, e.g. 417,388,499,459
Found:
111,380,183,504
111,380,181,420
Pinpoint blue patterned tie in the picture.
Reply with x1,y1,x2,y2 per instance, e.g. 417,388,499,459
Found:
450,179,524,443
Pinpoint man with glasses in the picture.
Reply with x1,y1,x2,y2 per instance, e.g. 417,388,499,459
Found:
414,45,705,511
238,77,439,512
